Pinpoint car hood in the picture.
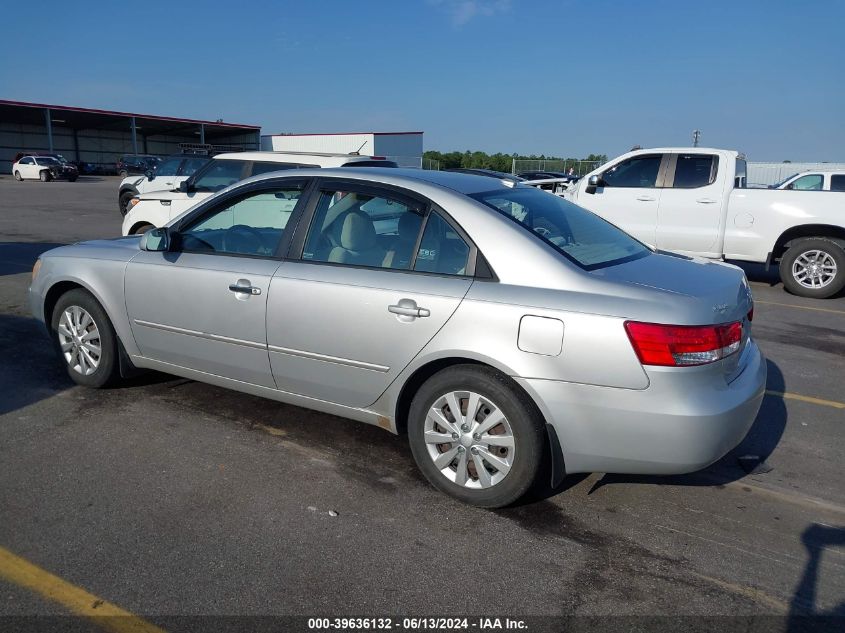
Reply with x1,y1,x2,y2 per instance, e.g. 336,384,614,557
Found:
137,189,186,201
593,251,752,325
42,236,142,262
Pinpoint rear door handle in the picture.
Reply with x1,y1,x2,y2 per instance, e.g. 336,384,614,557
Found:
636,195,656,202
696,198,717,204
388,299,430,318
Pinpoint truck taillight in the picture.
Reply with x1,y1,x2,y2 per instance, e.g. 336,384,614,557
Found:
624,321,743,367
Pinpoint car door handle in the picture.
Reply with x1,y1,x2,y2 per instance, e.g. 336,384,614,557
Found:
696,197,717,204
635,195,656,202
229,283,261,295
388,301,430,318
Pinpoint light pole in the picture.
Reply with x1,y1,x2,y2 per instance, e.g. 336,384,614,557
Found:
692,129,701,147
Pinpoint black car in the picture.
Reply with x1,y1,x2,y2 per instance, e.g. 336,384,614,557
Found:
116,154,161,177
518,170,580,182
117,153,213,215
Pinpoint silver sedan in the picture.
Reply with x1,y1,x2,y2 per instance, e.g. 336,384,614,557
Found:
29,168,766,507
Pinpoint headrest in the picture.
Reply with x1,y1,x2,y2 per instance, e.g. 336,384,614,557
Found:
339,211,377,250
398,212,423,241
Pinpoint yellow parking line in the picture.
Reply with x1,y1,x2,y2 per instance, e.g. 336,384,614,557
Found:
0,546,165,633
754,300,845,315
765,390,845,409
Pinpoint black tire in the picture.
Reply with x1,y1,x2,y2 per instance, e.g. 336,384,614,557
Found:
133,223,154,235
68,176,78,182
119,170,128,178
119,190,136,216
13,170,22,181
50,289,120,388
408,364,545,508
39,170,51,182
779,238,845,299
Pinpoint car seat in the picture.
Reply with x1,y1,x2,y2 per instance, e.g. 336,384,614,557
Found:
327,210,387,267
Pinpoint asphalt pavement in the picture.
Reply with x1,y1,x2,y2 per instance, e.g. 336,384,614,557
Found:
0,176,843,631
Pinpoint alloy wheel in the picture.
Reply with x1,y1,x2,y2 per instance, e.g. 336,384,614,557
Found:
792,249,837,289
57,306,101,376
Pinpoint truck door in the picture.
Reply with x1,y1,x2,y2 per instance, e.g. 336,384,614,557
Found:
656,153,724,257
575,153,667,247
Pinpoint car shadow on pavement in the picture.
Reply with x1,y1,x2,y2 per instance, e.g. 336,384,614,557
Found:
787,523,845,630
731,261,781,287
539,359,789,499
0,242,65,276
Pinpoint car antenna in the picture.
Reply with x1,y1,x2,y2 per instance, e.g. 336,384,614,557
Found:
349,141,368,156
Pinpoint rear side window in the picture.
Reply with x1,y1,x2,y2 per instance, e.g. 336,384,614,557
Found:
830,175,845,192
602,155,662,188
672,154,718,188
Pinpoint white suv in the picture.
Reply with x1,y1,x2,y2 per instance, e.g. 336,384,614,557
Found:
118,153,211,216
121,152,398,235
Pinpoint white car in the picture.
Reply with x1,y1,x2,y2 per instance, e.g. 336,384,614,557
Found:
118,153,211,216
566,147,845,298
12,155,79,182
122,152,398,236
772,170,845,192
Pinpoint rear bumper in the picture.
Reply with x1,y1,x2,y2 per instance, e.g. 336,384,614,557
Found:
517,339,766,475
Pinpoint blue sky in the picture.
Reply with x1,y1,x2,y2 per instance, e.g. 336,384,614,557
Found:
2,0,843,160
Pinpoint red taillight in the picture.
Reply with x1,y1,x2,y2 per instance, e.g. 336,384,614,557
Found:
624,321,743,367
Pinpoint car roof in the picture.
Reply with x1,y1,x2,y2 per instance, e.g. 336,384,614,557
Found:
239,166,526,195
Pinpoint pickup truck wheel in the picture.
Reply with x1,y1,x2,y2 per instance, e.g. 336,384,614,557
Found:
780,238,845,299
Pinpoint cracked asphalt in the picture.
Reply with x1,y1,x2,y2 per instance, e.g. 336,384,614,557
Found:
0,176,843,630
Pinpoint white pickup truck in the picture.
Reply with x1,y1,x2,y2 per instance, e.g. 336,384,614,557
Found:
566,147,845,298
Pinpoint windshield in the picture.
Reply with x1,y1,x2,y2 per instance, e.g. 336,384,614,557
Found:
470,187,651,270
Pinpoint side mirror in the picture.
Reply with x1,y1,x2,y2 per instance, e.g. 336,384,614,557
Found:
139,227,170,252
585,174,604,194
179,180,191,193
145,169,155,180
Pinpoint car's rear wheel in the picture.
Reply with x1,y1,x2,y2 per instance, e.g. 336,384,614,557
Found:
50,289,119,388
408,365,544,508
780,238,845,299
119,191,135,216
14,170,22,181
39,170,51,182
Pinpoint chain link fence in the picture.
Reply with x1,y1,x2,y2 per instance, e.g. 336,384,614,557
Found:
511,159,605,175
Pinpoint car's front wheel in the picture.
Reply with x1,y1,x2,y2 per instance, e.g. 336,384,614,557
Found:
119,191,136,216
780,238,845,299
408,365,545,508
132,223,154,235
50,289,120,388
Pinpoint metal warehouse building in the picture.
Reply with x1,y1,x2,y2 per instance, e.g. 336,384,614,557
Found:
0,99,261,172
261,131,423,167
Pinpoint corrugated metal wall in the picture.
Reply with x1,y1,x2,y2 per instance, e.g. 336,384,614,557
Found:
747,162,845,186
1,122,257,172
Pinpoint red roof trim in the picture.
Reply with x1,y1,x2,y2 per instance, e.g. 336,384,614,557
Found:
267,131,424,137
0,99,261,130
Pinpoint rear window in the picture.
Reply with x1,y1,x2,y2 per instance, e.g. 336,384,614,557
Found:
470,187,651,270
341,160,399,168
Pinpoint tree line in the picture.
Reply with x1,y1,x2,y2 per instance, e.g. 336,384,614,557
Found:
423,150,609,173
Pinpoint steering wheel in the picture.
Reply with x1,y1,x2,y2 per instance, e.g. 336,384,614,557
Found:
222,224,264,254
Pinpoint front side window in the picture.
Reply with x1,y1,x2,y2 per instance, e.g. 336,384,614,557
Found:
154,158,181,176
180,157,209,175
191,160,247,192
471,186,651,270
673,154,718,188
179,187,303,256
602,155,662,188
302,189,425,270
830,175,845,192
789,174,823,191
